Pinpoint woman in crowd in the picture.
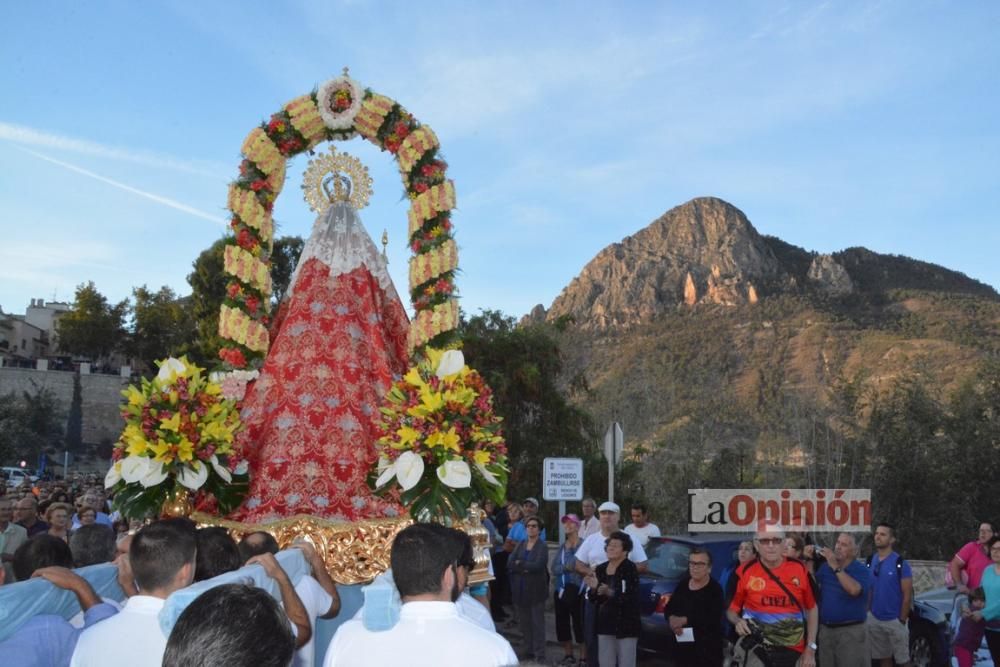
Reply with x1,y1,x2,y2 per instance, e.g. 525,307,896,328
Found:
45,502,72,542
508,515,549,663
784,535,805,561
590,531,641,667
79,507,97,527
724,540,756,603
951,522,997,593
981,536,1000,662
552,513,585,666
664,547,725,667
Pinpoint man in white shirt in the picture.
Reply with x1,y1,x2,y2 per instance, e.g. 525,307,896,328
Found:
574,501,649,667
0,497,28,582
324,523,517,667
71,519,198,667
239,531,341,667
578,497,600,540
624,503,661,548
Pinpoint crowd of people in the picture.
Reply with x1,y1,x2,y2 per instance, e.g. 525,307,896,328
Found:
4,475,1000,667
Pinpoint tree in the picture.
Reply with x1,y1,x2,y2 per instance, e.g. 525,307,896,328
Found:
128,285,196,372
271,236,305,304
55,282,129,361
0,386,64,467
459,310,600,514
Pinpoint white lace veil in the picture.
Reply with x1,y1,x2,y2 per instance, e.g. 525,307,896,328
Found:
285,198,398,302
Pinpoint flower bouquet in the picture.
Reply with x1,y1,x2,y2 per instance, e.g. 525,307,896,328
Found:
371,348,507,521
104,357,249,519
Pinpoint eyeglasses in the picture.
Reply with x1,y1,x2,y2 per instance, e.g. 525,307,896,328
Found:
688,561,710,567
756,537,783,546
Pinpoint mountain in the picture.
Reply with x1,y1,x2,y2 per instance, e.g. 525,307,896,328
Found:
528,196,1000,453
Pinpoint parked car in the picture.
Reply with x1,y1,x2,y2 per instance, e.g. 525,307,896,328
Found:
2,466,38,488
637,533,744,658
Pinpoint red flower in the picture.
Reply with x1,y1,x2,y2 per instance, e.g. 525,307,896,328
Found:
219,347,247,368
395,122,410,139
229,218,240,230
413,182,429,194
227,283,240,299
245,296,259,314
237,229,257,250
421,164,434,177
250,179,269,192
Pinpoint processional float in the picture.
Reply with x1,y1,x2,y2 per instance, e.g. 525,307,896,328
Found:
104,70,508,585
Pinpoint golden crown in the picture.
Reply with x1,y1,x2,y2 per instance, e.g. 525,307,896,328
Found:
301,149,373,212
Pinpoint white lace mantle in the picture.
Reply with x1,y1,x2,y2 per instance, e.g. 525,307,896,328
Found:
285,201,399,301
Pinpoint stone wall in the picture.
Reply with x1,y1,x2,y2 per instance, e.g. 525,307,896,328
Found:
0,366,128,451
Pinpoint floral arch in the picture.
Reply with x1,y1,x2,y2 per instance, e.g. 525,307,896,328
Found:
217,71,459,369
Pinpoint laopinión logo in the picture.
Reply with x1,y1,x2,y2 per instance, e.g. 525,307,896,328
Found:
687,488,871,533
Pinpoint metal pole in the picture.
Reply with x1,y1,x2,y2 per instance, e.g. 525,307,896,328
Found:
64,450,69,479
558,500,566,544
608,458,614,504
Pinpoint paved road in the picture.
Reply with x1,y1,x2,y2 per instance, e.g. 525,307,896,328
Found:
496,602,669,666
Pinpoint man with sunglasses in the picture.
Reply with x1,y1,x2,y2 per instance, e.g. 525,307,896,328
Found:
727,526,818,667
868,523,913,667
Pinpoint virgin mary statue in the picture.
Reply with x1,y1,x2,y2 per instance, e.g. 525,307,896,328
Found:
229,150,408,522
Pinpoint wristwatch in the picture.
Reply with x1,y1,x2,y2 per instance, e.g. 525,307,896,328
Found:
808,642,818,651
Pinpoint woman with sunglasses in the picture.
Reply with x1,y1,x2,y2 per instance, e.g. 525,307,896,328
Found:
664,548,724,666
508,516,549,663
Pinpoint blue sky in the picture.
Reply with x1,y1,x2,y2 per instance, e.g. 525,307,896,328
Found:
1,1,998,320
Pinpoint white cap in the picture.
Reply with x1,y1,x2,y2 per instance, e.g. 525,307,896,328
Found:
597,501,620,513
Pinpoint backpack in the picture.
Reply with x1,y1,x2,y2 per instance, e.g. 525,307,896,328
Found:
865,552,905,588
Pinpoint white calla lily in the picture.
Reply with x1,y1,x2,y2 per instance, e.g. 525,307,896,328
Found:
140,462,169,488
435,350,465,379
178,462,209,490
104,462,122,489
395,451,425,491
157,357,186,383
437,460,472,489
474,462,501,486
210,455,232,483
120,456,153,484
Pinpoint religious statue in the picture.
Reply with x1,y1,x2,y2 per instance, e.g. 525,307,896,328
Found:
228,150,409,522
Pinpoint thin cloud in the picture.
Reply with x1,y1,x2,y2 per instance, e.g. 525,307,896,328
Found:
16,147,228,226
0,121,229,179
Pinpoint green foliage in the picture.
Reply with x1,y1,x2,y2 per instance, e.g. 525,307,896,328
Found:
128,285,197,372
270,236,304,304
459,310,601,520
56,281,129,361
0,385,64,466
185,238,229,367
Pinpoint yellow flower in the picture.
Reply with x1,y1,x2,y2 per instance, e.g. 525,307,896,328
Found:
125,385,145,407
395,425,421,448
149,439,175,463
403,367,425,388
425,426,460,452
443,386,475,407
124,425,150,457
160,413,181,432
473,450,491,465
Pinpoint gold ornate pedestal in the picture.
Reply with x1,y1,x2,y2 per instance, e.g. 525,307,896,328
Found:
193,506,495,586
193,512,411,585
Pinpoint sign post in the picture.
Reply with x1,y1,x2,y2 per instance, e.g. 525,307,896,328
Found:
543,457,584,544
603,422,623,503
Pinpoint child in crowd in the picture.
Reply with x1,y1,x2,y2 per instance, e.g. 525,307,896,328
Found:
954,587,987,667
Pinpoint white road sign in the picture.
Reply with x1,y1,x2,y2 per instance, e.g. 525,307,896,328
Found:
543,457,584,501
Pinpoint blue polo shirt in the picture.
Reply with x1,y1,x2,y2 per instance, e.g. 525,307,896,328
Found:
507,520,547,543
817,560,870,624
869,551,912,621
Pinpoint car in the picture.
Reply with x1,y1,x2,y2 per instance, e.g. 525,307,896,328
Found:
2,466,38,489
637,533,745,658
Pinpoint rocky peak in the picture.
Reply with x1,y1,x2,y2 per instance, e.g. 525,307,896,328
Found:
807,254,854,296
545,197,784,329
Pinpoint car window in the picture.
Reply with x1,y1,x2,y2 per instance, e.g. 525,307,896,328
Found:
645,541,693,579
